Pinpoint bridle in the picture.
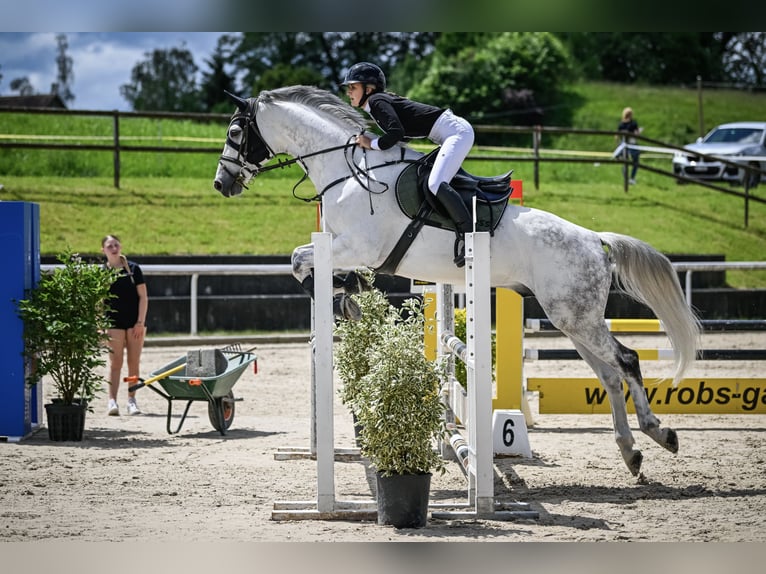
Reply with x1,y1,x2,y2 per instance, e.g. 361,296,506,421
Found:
217,98,279,190
218,93,413,209
218,96,364,200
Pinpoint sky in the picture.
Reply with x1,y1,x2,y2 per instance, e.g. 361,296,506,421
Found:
0,32,227,111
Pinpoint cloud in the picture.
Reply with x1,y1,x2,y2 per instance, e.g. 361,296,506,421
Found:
1,32,224,111
0,1,223,31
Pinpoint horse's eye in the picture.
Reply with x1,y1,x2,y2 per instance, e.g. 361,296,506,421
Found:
229,125,243,139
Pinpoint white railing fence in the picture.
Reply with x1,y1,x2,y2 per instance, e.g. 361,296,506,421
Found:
40,261,766,336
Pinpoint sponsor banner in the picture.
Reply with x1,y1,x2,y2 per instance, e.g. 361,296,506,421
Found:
528,377,766,414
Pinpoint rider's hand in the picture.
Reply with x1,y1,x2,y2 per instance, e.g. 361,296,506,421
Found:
355,135,372,149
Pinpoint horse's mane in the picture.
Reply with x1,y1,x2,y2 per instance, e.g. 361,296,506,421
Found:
258,85,369,132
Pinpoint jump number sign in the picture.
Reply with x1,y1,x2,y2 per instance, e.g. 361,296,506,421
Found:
501,417,516,447
492,410,532,457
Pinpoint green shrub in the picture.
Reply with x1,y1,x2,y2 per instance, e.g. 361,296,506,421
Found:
336,290,446,476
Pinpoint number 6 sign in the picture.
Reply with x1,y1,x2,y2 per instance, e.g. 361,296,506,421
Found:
492,410,532,457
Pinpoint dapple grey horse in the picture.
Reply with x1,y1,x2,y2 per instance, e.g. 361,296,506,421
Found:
213,85,701,476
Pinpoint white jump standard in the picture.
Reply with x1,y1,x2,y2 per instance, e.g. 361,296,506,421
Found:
431,232,537,520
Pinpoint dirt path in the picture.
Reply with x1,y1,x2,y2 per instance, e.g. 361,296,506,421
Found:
1,331,765,543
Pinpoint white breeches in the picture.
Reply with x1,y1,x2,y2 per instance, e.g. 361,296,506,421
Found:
426,109,475,194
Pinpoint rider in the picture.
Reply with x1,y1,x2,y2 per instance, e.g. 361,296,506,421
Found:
341,62,475,267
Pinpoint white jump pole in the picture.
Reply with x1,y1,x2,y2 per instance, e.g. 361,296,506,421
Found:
433,231,494,516
272,232,376,520
433,232,537,520
464,231,495,515
312,231,335,512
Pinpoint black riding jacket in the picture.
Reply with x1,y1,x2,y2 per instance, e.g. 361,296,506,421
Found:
366,92,445,150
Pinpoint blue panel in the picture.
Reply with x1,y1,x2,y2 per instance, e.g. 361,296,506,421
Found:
0,202,40,439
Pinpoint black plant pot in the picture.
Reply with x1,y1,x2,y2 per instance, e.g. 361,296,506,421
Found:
376,471,431,528
45,400,87,441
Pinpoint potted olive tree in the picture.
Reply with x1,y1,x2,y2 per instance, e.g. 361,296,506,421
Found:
337,287,446,529
16,251,117,441
335,272,392,444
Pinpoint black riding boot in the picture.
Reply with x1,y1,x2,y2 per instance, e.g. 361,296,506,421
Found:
435,182,472,267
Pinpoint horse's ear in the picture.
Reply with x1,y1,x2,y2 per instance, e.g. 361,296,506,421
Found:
224,90,249,112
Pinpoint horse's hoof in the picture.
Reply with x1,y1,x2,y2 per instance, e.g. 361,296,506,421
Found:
333,295,362,321
663,428,679,453
626,450,643,476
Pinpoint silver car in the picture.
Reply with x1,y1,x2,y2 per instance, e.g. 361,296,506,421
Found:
672,121,766,186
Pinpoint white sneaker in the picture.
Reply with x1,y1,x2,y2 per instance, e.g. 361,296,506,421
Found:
629,178,637,185
107,399,119,416
127,399,141,416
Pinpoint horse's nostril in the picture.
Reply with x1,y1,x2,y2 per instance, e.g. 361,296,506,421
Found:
214,180,222,191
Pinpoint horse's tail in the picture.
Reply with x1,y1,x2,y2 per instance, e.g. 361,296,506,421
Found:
599,232,702,385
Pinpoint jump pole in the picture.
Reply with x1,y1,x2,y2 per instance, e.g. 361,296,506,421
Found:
271,232,376,521
526,318,766,333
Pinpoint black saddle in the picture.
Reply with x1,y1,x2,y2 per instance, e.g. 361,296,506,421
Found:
395,148,515,233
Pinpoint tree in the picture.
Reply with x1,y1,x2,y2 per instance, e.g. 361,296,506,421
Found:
558,33,729,85
409,33,573,127
199,38,238,113
230,32,438,96
120,44,202,112
722,32,766,87
10,77,34,96
252,63,324,94
51,33,75,105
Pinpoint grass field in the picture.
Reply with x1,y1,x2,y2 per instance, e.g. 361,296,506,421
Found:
1,81,765,288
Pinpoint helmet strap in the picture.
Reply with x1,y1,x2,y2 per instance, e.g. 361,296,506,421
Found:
358,85,375,108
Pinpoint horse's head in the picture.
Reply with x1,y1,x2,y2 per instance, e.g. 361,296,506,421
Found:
213,91,274,197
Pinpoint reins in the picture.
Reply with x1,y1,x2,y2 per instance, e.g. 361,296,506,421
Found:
219,98,417,213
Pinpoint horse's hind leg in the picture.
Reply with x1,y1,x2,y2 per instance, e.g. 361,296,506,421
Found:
573,338,679,470
570,341,644,475
579,338,679,455
621,360,679,454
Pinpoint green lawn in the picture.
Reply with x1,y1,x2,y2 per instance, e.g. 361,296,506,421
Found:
1,80,765,288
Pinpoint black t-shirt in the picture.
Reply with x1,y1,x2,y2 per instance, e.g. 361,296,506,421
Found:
367,92,445,150
618,119,639,143
105,260,145,329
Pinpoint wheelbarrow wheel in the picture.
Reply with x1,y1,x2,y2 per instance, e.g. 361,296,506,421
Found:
209,391,235,433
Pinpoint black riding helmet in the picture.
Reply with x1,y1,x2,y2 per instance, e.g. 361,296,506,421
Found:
341,62,386,92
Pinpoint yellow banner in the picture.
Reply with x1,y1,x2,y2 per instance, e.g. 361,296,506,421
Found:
527,377,766,414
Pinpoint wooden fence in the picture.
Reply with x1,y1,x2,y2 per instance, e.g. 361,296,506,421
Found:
1,105,764,225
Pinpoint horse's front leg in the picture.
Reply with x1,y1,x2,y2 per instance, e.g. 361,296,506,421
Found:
291,243,315,295
291,243,369,321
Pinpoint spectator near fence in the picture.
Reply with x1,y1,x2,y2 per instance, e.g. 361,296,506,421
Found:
617,107,642,184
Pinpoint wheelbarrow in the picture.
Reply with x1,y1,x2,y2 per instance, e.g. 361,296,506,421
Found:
126,343,257,435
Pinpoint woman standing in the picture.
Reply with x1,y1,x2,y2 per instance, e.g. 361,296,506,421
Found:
617,107,642,184
101,235,148,416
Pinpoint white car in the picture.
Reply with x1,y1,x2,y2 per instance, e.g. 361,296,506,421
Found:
672,121,766,186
